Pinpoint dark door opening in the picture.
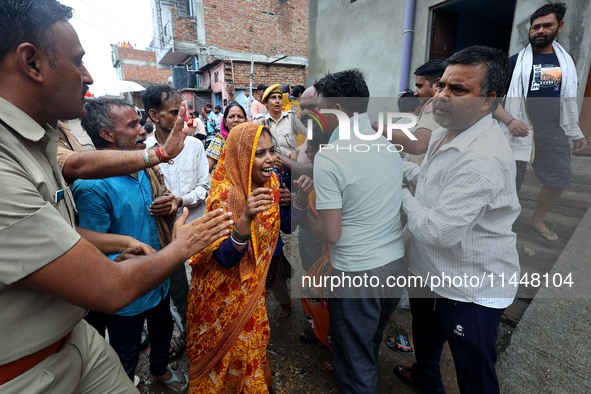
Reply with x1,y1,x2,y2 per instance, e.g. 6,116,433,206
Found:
430,0,516,59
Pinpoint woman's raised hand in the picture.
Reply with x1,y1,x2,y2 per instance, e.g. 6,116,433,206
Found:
243,188,274,221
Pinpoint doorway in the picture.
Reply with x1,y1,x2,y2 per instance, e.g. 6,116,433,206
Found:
430,0,516,59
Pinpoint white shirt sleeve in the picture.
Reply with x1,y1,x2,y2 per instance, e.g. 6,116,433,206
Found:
402,170,497,248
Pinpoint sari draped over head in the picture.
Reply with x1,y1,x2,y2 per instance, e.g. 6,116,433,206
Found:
220,121,229,140
187,122,280,392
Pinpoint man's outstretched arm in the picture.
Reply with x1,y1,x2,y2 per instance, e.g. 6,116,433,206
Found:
21,208,232,314
61,104,190,180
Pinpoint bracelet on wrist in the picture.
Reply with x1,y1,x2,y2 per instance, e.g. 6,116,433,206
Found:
155,146,174,165
506,118,516,127
232,226,251,242
143,148,155,168
230,233,248,246
293,199,308,211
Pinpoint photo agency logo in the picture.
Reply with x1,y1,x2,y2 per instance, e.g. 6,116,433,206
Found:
305,109,418,153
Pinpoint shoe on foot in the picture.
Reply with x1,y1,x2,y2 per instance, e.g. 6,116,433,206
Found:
150,369,188,393
385,334,415,354
528,223,558,242
394,365,426,393
299,328,319,344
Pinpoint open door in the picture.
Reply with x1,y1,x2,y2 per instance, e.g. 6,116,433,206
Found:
430,9,457,59
429,0,515,58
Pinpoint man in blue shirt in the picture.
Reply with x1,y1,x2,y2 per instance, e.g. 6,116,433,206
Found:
72,98,187,392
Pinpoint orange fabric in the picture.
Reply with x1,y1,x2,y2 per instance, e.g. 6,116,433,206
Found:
300,190,331,348
0,333,71,385
300,250,332,349
187,122,280,392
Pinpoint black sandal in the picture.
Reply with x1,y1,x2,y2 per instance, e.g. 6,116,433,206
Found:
299,328,320,344
169,333,186,360
394,365,426,393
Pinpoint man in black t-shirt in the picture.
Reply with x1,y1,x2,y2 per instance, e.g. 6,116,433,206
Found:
494,2,587,242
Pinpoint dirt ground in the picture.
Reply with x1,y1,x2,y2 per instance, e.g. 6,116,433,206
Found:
134,233,465,393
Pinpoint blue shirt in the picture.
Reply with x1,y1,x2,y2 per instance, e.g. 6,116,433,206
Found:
71,171,170,316
206,111,216,134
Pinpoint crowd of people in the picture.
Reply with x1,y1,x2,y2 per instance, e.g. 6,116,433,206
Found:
1,1,588,394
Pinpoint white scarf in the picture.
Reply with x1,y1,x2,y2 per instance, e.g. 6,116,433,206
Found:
502,42,584,161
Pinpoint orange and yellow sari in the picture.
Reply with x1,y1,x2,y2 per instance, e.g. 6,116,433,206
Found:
187,123,281,393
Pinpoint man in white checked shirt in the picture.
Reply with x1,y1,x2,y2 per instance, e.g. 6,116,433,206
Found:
395,46,521,394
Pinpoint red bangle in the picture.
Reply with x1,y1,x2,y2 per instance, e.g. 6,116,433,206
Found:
155,146,173,164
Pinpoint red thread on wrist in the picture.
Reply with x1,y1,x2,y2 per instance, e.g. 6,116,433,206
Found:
155,146,172,164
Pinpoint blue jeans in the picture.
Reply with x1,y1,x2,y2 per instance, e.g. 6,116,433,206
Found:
329,258,405,393
107,294,173,379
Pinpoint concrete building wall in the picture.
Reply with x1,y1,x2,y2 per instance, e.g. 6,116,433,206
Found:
308,0,591,99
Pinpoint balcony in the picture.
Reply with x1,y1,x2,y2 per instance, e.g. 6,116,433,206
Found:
155,11,197,67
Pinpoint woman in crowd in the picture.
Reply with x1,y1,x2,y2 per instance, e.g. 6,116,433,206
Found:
205,101,247,172
186,122,290,392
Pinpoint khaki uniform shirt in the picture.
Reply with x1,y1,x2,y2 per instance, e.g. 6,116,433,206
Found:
56,120,86,171
0,97,84,365
254,110,307,157
406,98,439,166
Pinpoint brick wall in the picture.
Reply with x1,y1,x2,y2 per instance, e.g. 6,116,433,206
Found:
116,47,157,62
173,13,197,42
202,0,308,58
224,61,306,87
121,63,172,85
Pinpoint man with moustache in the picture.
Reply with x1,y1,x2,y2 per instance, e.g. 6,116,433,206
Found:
143,84,210,359
494,2,586,241
391,59,447,164
395,46,521,394
0,2,231,391
71,97,187,391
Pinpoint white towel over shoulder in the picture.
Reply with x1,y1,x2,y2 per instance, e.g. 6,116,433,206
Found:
502,42,584,162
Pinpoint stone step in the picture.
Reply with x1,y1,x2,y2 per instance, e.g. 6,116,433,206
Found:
516,224,570,249
502,298,530,328
571,156,591,174
518,185,591,216
522,174,591,194
514,207,580,237
517,243,563,271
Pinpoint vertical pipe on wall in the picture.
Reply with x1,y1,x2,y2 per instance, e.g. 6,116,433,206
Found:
398,0,416,95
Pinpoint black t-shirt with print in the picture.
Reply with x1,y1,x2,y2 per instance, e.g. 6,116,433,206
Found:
509,52,562,139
